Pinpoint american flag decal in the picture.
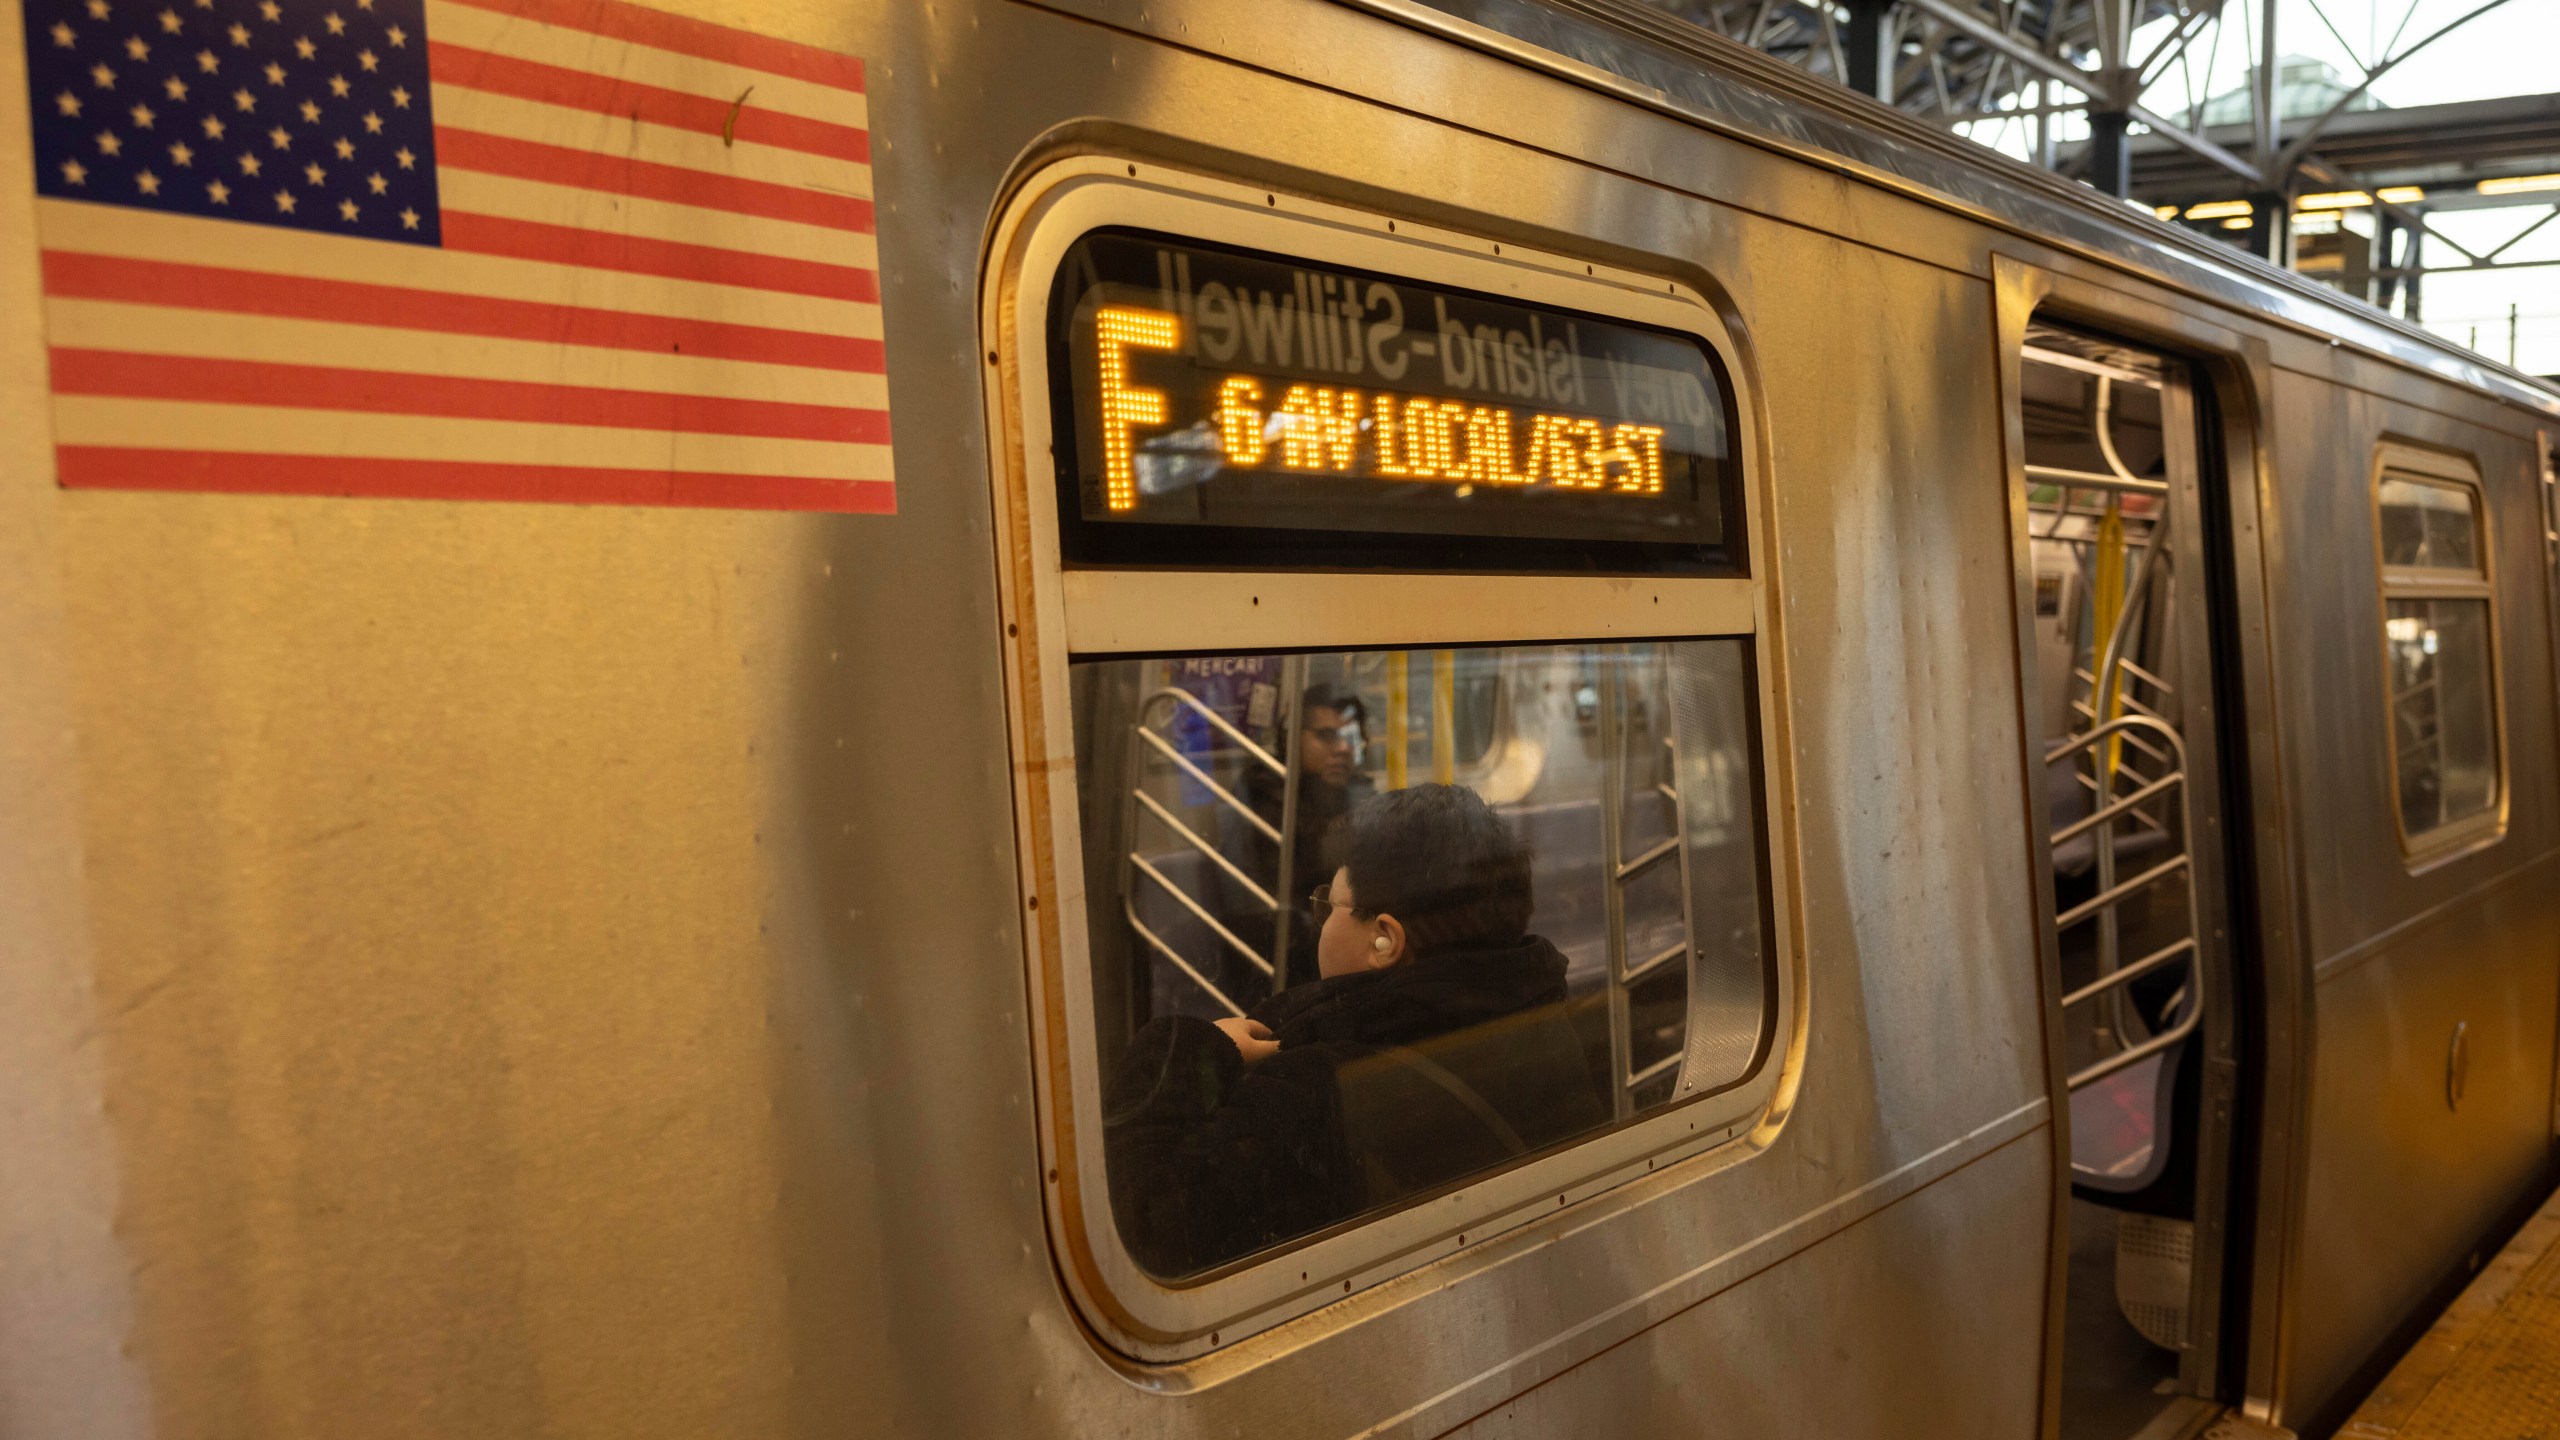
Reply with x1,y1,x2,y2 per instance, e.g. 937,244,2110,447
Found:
17,0,891,511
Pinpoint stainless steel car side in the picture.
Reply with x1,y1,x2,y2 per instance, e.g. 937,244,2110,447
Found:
2,1,2555,1437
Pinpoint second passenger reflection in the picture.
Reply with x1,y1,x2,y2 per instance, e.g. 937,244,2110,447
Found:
1220,683,1372,989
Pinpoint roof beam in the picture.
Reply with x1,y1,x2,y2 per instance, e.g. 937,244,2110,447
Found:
2129,100,2268,188
1894,0,2098,100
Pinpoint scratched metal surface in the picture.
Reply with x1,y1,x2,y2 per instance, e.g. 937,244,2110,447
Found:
2,0,2548,1435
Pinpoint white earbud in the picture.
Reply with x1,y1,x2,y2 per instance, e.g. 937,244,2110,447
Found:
1372,935,1392,953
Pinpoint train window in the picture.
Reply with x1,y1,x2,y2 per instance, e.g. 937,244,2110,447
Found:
2379,477,2480,571
989,163,1785,1357
1075,639,1767,1278
2374,450,2503,854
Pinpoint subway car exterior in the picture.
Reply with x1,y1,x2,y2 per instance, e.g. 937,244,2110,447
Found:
4,0,2558,1437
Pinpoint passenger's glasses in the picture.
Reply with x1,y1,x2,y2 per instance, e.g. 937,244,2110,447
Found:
1307,883,1353,928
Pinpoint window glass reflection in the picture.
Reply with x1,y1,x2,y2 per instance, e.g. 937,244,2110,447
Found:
2379,477,2479,572
2387,597,2497,836
1073,641,1765,1277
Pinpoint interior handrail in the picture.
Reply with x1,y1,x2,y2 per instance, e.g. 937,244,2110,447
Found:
1140,687,1288,777
1133,790,1278,910
1131,854,1277,979
1135,729,1281,844
1125,902,1248,1019
2046,712,2206,1094
2070,1000,2203,1089
2062,936,2199,1009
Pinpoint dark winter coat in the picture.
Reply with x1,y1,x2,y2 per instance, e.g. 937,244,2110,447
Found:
1102,934,1607,1277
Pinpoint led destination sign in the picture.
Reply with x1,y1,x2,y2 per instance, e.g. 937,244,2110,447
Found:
1047,229,1738,570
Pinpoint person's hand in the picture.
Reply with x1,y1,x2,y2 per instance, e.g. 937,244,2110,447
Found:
1213,1017,1280,1064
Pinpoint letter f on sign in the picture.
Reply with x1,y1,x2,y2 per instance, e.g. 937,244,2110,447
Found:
1095,306,1181,511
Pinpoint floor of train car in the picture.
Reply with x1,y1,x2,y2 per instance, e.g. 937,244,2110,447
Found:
2064,1199,2182,1440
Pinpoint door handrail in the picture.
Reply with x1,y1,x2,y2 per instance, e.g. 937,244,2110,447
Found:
2048,713,2207,1094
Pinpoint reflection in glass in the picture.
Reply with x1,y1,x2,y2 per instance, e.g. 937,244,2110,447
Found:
2387,597,2497,836
1073,641,1765,1276
2378,477,2479,572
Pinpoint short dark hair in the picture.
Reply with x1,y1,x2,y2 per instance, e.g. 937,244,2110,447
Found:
1330,784,1533,956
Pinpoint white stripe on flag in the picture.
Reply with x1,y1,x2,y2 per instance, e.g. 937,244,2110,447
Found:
437,170,880,272
430,86,874,195
423,0,871,126
54,397,895,479
37,200,883,338
45,299,889,409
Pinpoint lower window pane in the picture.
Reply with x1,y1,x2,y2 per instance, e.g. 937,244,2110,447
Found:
2386,598,2498,839
1072,640,1766,1277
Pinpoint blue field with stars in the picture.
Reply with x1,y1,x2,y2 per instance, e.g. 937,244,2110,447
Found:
19,0,441,244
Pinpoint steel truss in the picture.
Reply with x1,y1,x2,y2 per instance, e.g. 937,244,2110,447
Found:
1640,0,2534,267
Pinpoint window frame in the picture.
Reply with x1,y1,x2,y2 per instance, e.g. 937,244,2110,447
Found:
2370,441,2507,865
980,158,1796,1363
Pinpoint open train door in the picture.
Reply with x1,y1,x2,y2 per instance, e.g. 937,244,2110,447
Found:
1998,267,2262,1440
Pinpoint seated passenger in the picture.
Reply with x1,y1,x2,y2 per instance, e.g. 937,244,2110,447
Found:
1105,784,1608,1276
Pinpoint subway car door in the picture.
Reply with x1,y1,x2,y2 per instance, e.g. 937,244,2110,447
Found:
2005,306,2252,1437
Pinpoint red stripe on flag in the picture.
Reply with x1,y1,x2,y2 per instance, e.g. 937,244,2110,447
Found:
440,211,877,303
435,126,873,234
41,250,884,373
434,0,863,95
428,42,869,163
57,446,897,512
50,348,892,445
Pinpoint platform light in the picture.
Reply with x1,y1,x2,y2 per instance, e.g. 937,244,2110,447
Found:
2479,173,2560,196
2220,217,2252,230
2298,190,2371,210
2377,186,2426,205
2187,199,2253,220
2153,204,2181,220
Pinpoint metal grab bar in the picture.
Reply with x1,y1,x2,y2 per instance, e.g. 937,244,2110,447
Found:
1125,904,1247,1019
1134,790,1276,910
2085,504,2165,1046
1143,687,1288,778
2026,463,2170,496
2073,996,2202,1089
1624,939,1687,986
2052,769,2183,847
1627,1050,1682,1091
2117,656,2176,698
2055,853,2189,930
2089,527,2165,756
2062,936,2198,1009
1599,656,1702,1115
1122,681,1288,1019
2047,713,2183,775
1135,728,1280,844
1615,836,1680,884
2047,713,2207,1093
1131,854,1274,979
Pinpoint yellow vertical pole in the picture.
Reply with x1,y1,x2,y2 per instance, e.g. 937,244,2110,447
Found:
2091,495,2126,780
1385,651,1409,790
1431,650,1456,785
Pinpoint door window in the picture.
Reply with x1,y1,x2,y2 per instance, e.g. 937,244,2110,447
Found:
2375,456,2503,853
